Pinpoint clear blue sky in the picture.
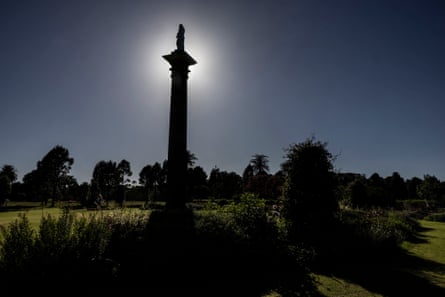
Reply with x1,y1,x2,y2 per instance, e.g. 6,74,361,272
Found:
1,0,444,183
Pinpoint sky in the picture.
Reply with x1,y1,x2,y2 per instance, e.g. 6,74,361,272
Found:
1,0,444,183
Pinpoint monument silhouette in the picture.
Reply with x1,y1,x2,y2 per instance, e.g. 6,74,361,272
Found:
163,24,197,209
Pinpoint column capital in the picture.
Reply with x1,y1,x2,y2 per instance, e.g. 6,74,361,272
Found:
163,50,197,69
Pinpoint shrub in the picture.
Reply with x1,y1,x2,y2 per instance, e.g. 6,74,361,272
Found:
281,138,338,242
336,209,417,252
0,209,149,289
0,213,34,274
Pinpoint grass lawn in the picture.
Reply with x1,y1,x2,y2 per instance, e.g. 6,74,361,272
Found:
314,274,384,297
0,207,62,230
401,220,445,288
0,202,149,231
315,220,445,297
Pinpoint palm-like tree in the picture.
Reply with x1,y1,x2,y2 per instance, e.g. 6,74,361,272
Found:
249,154,269,176
187,150,197,168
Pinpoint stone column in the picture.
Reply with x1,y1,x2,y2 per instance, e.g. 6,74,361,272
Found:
163,25,196,209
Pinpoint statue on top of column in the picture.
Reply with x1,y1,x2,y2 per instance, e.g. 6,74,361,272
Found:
176,24,185,51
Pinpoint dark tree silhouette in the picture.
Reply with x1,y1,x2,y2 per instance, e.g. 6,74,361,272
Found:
91,159,132,206
406,177,422,200
244,173,284,200
0,165,17,183
208,167,242,200
386,171,407,202
367,172,391,207
0,165,17,205
346,177,369,208
139,162,166,203
0,175,11,206
249,154,270,176
22,145,74,206
417,175,442,208
186,166,208,200
187,150,197,168
281,137,338,241
242,164,254,184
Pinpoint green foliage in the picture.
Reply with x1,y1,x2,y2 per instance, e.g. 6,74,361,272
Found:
224,192,270,240
199,192,279,242
338,210,417,250
0,213,34,273
417,175,444,208
0,209,149,287
194,194,314,295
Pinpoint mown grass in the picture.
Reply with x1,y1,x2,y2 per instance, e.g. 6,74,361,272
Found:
401,220,445,288
0,202,148,231
0,208,62,230
314,274,383,297
315,219,445,297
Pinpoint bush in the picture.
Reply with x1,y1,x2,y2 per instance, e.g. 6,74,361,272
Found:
0,213,34,275
282,138,338,242
0,209,149,289
193,194,315,296
336,209,417,251
0,206,317,295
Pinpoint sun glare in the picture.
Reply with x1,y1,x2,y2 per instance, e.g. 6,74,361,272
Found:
138,23,222,101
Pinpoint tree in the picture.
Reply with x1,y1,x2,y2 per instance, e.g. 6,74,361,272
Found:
208,167,242,200
139,162,166,203
0,165,17,205
0,165,17,183
187,166,209,200
417,175,442,208
22,145,74,206
281,138,338,241
249,154,270,176
367,173,390,207
91,159,132,206
22,169,43,202
386,171,407,203
346,177,368,208
242,164,254,184
117,159,132,185
406,177,422,200
0,175,11,206
244,173,284,200
187,150,198,168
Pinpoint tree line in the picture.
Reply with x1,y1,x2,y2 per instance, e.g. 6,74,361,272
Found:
1,142,444,211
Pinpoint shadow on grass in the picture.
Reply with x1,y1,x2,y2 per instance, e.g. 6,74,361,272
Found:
314,228,445,297
0,205,39,212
